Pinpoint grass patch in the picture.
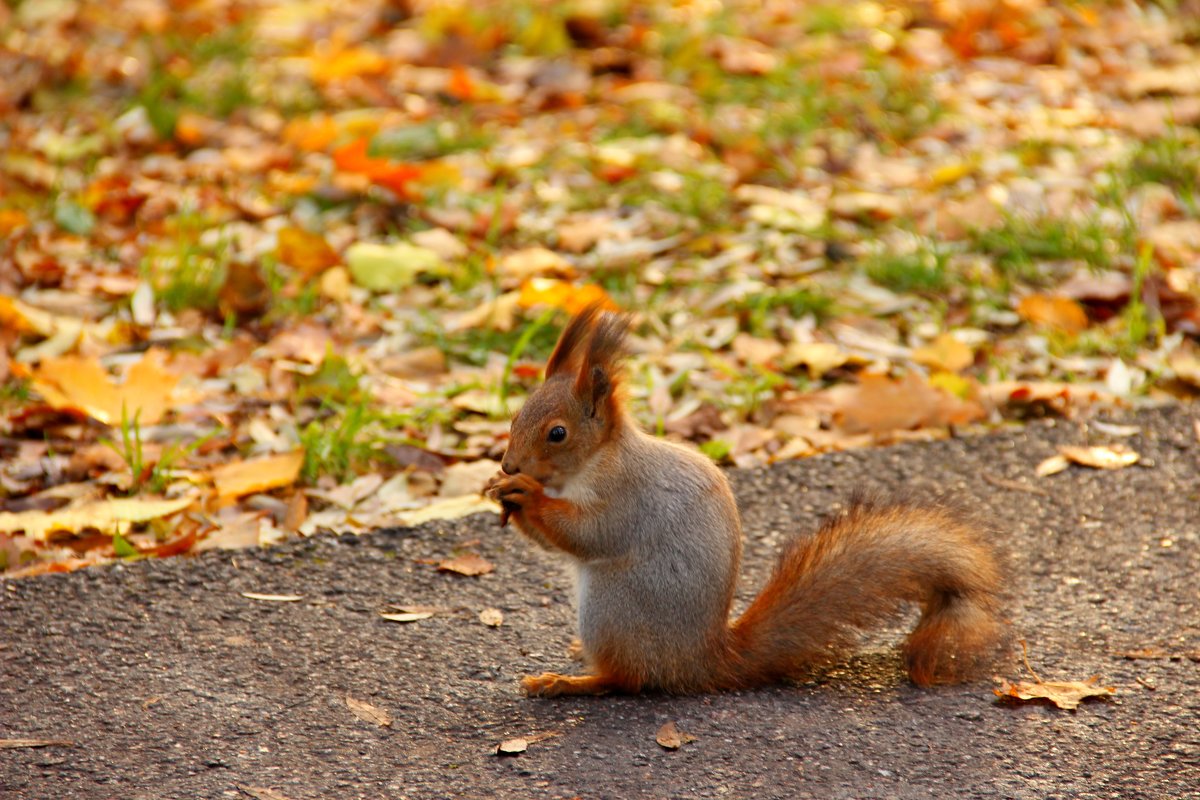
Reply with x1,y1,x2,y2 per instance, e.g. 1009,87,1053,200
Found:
972,213,1126,285
864,247,951,295
1126,128,1200,214
735,285,837,334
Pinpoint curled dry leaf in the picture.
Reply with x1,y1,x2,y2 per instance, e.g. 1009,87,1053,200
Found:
345,695,393,727
1035,454,1071,477
655,721,696,750
240,593,304,602
380,611,434,623
994,676,1115,710
479,607,504,627
1058,444,1140,470
437,553,494,577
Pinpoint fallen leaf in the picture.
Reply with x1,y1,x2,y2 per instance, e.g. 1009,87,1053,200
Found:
28,349,181,426
437,553,494,577
479,607,504,627
345,695,393,727
655,721,696,750
276,227,340,276
497,247,575,285
496,738,527,756
782,342,850,377
398,495,496,526
0,739,74,749
911,334,975,373
1035,454,1070,477
829,372,984,435
346,241,445,291
1017,294,1089,335
517,278,614,314
1058,444,1140,470
211,451,305,499
240,593,304,602
0,496,195,543
994,676,1115,710
380,611,434,623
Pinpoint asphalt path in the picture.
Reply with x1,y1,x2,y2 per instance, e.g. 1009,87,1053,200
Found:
2,405,1198,799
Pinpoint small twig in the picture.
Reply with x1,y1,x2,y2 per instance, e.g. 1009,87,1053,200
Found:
1135,676,1157,691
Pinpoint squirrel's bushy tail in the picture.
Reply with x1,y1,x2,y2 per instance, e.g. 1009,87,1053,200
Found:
727,495,1003,688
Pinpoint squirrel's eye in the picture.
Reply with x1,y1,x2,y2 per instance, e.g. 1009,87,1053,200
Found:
547,426,567,443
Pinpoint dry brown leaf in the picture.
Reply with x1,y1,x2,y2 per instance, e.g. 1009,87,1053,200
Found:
655,721,696,750
211,451,305,499
275,227,340,276
0,496,195,543
0,738,74,749
731,333,784,366
345,695,393,727
1016,294,1089,335
437,553,494,577
479,607,504,627
911,334,975,373
1058,444,1140,470
994,676,1115,710
240,593,304,602
830,372,984,435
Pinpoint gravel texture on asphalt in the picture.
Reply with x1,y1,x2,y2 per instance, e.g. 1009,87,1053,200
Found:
2,406,1198,799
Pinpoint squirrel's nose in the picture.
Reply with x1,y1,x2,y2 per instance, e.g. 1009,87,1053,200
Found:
501,459,519,475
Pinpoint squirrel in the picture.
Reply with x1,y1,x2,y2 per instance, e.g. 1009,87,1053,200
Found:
485,304,1003,697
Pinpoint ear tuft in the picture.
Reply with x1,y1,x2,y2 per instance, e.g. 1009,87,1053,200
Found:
545,304,604,378
574,306,630,418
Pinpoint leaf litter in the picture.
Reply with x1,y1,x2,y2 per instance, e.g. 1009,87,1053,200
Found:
3,1,1200,575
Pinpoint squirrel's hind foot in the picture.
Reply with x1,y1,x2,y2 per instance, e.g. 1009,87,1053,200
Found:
521,672,614,697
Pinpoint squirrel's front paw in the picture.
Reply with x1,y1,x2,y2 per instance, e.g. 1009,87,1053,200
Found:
485,472,542,527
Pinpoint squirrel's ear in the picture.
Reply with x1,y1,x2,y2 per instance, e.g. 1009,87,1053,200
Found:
545,304,603,378
579,364,612,418
574,309,630,419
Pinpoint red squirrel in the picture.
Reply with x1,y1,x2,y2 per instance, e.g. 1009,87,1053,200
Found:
485,305,1003,697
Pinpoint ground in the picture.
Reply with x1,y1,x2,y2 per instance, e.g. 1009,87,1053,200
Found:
3,404,1198,799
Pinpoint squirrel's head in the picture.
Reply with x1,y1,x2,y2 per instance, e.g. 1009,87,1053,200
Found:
500,304,631,489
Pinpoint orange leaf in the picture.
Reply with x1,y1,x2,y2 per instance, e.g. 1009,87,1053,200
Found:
332,139,424,197
517,278,615,314
276,227,340,276
1017,294,1089,334
28,349,179,426
448,65,475,101
283,116,339,152
210,451,305,499
0,208,29,235
911,334,975,373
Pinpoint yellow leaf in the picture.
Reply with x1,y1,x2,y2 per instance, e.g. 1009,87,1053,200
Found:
310,48,387,83
0,496,195,543
911,334,975,373
210,451,305,499
782,342,849,378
